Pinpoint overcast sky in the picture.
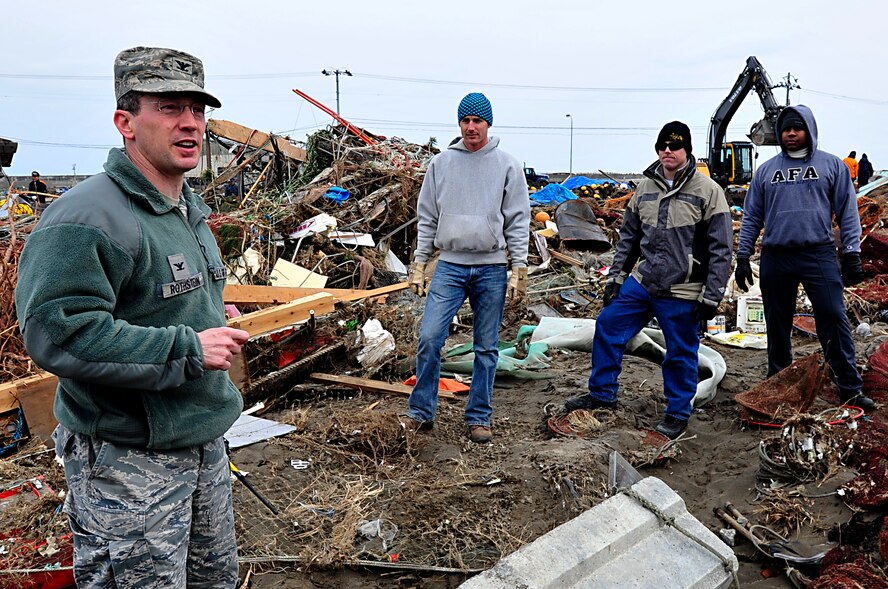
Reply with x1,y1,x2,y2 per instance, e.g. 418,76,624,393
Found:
3,0,885,181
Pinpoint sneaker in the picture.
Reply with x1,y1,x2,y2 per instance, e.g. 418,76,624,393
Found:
398,415,433,433
468,425,492,444
564,394,618,413
654,415,689,440
841,393,876,412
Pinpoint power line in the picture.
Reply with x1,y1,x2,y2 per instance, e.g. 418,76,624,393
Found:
352,73,724,93
802,89,888,105
7,137,116,149
3,69,887,106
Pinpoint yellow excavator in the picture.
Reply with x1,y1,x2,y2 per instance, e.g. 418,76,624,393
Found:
697,56,784,203
0,138,35,218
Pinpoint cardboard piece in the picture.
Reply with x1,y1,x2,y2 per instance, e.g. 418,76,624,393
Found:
270,257,328,288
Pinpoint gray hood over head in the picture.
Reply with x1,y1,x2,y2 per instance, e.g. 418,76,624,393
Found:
776,105,818,153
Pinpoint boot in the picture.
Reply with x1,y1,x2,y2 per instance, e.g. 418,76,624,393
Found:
841,392,876,412
564,394,617,413
655,415,688,440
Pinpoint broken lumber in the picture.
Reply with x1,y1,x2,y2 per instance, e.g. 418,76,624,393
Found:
1,293,339,436
227,293,337,338
223,282,408,305
0,372,57,440
547,249,584,267
208,119,306,162
309,373,456,400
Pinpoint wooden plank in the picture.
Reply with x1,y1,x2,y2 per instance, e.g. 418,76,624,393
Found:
547,249,584,267
0,292,339,432
208,119,306,162
223,282,408,305
15,375,58,441
227,293,337,338
309,373,456,400
0,372,57,440
202,144,268,195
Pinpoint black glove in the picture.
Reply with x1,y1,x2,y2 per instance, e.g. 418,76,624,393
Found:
841,252,865,287
602,282,621,307
696,302,719,322
735,257,753,292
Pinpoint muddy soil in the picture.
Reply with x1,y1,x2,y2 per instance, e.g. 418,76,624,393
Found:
229,328,887,589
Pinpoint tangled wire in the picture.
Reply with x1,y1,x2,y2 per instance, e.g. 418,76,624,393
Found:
758,410,857,483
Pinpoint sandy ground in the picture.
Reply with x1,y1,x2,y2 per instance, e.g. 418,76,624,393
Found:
228,325,885,588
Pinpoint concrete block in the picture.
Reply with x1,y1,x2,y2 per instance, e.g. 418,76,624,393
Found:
459,476,738,589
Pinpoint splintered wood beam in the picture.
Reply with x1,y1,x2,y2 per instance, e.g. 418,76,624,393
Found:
202,145,269,195
226,293,337,338
223,282,408,305
208,119,307,162
1,293,338,431
547,249,584,267
309,373,457,400
0,372,57,440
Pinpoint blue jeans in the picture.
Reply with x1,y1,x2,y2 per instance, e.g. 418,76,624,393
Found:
407,261,508,426
588,276,699,420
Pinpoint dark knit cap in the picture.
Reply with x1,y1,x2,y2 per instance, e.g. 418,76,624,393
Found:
458,93,493,126
655,121,692,154
780,110,807,133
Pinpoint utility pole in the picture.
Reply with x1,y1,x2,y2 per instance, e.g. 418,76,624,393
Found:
321,69,352,114
565,114,573,176
773,72,800,106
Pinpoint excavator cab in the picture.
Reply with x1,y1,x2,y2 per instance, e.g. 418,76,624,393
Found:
719,141,755,186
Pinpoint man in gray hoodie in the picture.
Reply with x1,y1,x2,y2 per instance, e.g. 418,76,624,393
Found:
403,92,530,443
736,105,874,411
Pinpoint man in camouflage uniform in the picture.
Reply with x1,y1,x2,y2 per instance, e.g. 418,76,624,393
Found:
15,47,248,587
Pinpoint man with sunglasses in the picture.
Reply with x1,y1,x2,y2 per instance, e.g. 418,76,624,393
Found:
16,47,246,587
735,105,874,412
564,121,732,439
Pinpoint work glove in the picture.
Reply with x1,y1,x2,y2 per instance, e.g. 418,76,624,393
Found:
602,281,621,307
735,257,754,293
506,266,528,301
696,302,719,322
408,261,428,296
841,252,865,287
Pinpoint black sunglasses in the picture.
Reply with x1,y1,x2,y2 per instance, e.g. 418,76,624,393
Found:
656,141,684,152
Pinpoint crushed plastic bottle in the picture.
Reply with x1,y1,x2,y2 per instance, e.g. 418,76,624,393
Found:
856,322,872,338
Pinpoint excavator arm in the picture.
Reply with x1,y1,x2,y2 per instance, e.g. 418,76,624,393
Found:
707,56,783,187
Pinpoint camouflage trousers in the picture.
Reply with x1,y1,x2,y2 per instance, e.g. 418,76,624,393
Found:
53,425,239,588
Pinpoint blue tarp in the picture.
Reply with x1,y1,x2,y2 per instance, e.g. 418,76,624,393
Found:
529,183,577,205
560,176,619,190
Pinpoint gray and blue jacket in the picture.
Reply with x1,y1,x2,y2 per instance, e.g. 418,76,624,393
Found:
15,148,242,450
610,156,732,307
737,105,861,257
414,136,530,268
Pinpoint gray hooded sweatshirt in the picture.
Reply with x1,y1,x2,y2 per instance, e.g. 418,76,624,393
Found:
414,136,530,267
737,105,861,257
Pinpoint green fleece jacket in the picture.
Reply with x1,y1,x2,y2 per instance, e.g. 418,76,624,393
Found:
14,148,242,449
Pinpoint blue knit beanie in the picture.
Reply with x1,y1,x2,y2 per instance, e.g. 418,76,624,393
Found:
458,92,493,126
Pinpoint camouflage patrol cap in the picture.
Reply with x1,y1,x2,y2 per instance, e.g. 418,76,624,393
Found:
114,46,221,108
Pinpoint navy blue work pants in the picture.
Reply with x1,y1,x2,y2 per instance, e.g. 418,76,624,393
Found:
759,245,862,396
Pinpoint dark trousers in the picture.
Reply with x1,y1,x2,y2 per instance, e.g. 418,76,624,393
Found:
759,245,862,396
